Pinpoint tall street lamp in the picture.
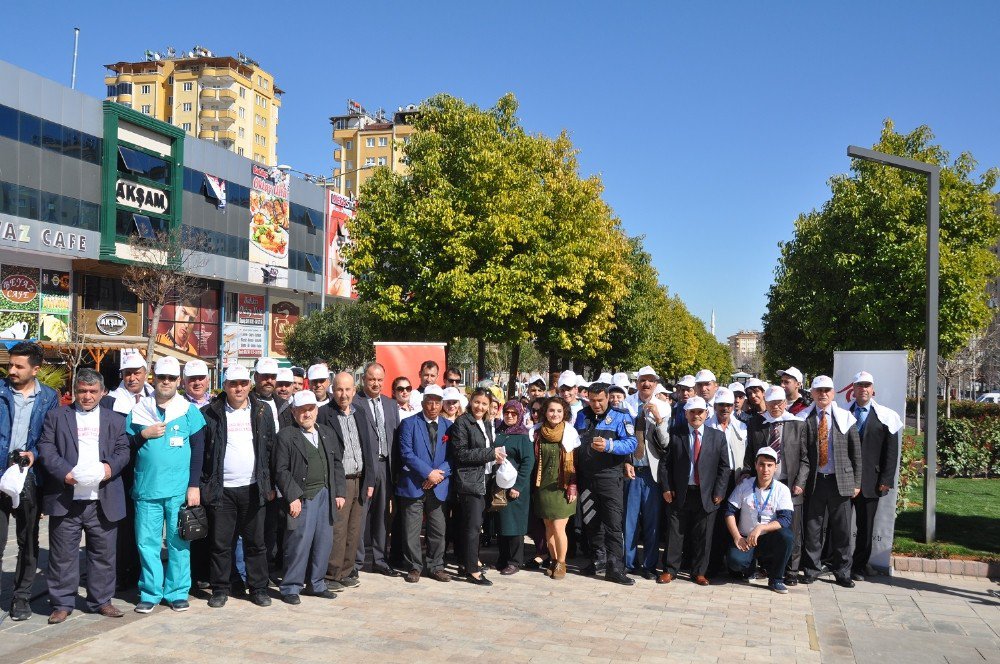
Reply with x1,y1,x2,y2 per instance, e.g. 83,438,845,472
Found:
277,163,375,310
846,145,940,543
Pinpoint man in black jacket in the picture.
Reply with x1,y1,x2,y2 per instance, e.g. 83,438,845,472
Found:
199,365,275,608
251,357,290,584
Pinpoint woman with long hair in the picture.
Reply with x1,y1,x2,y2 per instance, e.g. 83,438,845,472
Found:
531,396,579,580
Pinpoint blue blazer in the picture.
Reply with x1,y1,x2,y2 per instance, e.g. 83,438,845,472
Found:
36,405,131,522
396,414,451,501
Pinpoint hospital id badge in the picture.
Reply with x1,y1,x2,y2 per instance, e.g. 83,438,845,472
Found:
169,436,185,448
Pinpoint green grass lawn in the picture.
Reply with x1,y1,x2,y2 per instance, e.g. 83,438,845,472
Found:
893,477,1000,562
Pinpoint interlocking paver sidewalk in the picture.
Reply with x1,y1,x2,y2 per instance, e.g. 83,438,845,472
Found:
3,520,998,663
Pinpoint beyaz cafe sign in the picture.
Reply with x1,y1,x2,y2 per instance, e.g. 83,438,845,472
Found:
116,179,169,215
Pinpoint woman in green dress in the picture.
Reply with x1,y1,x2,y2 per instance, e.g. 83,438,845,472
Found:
495,400,535,575
531,396,580,580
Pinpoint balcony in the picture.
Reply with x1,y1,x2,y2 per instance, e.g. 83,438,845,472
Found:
199,88,237,108
198,129,237,146
199,109,237,124
200,66,239,83
334,149,342,161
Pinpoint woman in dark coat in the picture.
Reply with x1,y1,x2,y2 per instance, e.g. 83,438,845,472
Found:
495,400,535,575
447,388,504,586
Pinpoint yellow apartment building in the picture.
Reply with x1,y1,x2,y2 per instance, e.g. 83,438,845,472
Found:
104,46,281,165
329,100,417,197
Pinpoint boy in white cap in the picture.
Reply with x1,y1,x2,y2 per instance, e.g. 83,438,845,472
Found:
557,371,583,418
728,382,750,424
848,370,902,581
777,367,810,416
126,355,207,613
743,378,767,419
671,375,696,429
799,375,861,588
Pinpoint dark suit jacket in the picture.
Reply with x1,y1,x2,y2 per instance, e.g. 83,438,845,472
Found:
36,405,130,522
352,392,400,476
851,404,900,498
659,423,730,512
743,416,810,505
396,414,451,501
272,423,345,530
803,406,862,498
199,394,275,508
447,412,496,496
319,403,377,504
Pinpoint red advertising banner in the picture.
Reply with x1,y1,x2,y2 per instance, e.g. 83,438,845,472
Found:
269,299,300,357
325,191,357,299
374,342,447,398
237,294,265,325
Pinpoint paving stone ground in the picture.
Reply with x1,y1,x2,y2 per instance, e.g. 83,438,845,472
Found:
2,518,998,663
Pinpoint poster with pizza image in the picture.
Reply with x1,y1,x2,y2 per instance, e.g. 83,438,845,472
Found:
249,164,290,288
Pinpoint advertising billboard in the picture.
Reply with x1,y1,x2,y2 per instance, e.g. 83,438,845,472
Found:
326,191,357,299
248,164,290,288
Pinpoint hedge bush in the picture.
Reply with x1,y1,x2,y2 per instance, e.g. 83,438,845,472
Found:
906,398,1000,419
936,418,1000,478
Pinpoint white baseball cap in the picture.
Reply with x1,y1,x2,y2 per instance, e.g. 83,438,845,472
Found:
653,384,668,396
677,375,696,388
154,356,181,377
764,385,786,402
684,396,708,411
810,375,834,390
608,382,627,395
422,384,444,399
577,377,591,389
853,371,875,385
292,390,318,408
120,352,146,372
777,367,804,384
307,364,330,381
225,365,251,382
183,359,209,378
596,372,614,384
613,372,630,386
714,388,734,405
527,373,547,388
636,365,659,379
745,378,765,391
276,368,294,383
255,357,279,375
557,370,577,388
441,386,463,402
694,369,716,384
728,381,746,395
756,446,779,462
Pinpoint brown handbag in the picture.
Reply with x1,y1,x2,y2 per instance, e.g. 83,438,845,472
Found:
487,475,508,511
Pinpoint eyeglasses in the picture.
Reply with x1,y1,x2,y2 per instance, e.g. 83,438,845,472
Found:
155,375,178,382
446,378,461,384
395,386,412,392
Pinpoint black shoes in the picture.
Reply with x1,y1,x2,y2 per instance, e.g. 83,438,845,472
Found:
606,571,636,586
784,574,799,587
836,577,856,588
208,592,228,608
581,563,607,577
134,601,155,614
170,599,190,612
851,572,866,582
304,589,337,599
251,590,272,606
9,598,31,621
467,574,493,587
281,594,301,605
373,565,401,577
340,576,360,589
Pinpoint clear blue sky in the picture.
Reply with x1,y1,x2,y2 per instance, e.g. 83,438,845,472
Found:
4,1,999,340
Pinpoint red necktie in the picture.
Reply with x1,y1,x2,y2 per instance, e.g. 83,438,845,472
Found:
693,429,702,485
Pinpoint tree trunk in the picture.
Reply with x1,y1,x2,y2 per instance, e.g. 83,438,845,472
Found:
146,302,163,369
548,351,558,375
477,338,486,385
508,344,521,399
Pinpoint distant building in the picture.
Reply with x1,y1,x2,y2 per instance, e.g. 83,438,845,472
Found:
329,100,417,197
728,329,761,356
104,46,282,165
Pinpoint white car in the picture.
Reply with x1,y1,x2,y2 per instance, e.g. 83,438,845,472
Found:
976,393,1000,404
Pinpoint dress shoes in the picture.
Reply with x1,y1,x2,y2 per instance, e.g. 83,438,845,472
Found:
580,563,606,577
499,565,519,576
281,594,301,605
784,574,799,587
48,609,70,624
656,572,674,584
373,564,401,578
800,575,817,585
851,572,866,582
208,592,229,608
864,564,878,577
640,569,656,581
404,570,421,583
251,590,272,607
303,589,337,599
693,576,710,586
429,570,451,583
835,577,856,588
467,574,493,587
606,571,636,586
9,598,31,621
96,603,124,618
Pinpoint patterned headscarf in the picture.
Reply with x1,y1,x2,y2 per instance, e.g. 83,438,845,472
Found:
498,399,530,436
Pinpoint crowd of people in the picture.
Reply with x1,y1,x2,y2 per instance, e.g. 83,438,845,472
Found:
0,343,902,624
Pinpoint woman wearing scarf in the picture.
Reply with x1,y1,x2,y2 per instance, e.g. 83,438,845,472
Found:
494,400,535,575
531,396,580,580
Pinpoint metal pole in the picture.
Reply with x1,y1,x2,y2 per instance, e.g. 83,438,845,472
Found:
321,189,327,311
71,28,80,89
924,168,940,543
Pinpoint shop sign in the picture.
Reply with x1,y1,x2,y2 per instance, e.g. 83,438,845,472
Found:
1,273,37,305
116,179,169,215
269,300,300,357
237,294,265,326
96,312,128,336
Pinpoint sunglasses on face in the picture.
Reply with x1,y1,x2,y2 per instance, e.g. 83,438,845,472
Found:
395,386,412,392
155,375,178,382
446,378,460,384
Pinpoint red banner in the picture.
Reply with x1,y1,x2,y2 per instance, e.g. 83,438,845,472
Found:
374,342,447,398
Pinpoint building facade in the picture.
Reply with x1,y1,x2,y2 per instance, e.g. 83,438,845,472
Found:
329,100,416,197
1,59,323,387
104,46,281,165
728,329,761,356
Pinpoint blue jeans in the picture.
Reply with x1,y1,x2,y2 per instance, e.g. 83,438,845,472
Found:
624,466,660,571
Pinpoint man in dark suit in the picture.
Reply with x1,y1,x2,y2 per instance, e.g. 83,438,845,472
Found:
849,371,901,581
800,375,862,587
396,385,452,583
658,396,731,585
36,369,130,624
742,385,810,586
352,361,401,577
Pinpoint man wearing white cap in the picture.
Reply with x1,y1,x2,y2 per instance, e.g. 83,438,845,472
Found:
525,374,547,400
275,368,295,402
848,371,901,581
658,396,730,585
671,375,696,429
799,375,861,588
742,384,808,585
308,364,331,408
253,357,291,431
694,369,719,407
743,378,767,420
777,367,811,416
557,370,583,419
706,387,747,575
182,360,212,408
622,366,665,579
103,351,154,415
728,382,750,424
199,365,276,608
126,355,207,613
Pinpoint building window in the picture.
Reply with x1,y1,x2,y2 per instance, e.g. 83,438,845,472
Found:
106,85,116,97
239,86,246,98
378,137,387,147
141,105,151,114
183,82,193,91
82,274,138,312
168,75,174,84
364,157,375,166
238,106,246,119
182,122,192,131
345,140,352,150
365,138,375,148
345,179,352,190
238,127,245,138
167,96,173,105
346,160,353,170
183,102,192,112
377,157,387,166
141,84,151,94
238,147,244,156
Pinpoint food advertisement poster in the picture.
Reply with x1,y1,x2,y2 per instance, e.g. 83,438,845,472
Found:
249,164,290,288
269,299,300,357
326,191,357,299
0,264,70,343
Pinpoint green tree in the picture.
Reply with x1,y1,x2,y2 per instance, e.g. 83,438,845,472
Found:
283,299,377,370
763,120,1000,376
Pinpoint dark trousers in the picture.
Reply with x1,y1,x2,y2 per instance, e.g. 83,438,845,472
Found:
209,484,268,593
401,490,446,573
726,526,793,582
580,472,625,572
264,499,284,580
457,493,485,573
0,476,40,603
663,487,717,577
47,500,118,612
327,477,363,582
852,495,880,574
497,535,524,568
356,458,391,570
115,463,138,589
788,502,804,575
803,474,853,580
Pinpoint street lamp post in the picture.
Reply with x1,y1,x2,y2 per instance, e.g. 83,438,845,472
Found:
846,145,940,543
276,163,375,311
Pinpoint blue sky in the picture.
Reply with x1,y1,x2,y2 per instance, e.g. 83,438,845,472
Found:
4,1,999,340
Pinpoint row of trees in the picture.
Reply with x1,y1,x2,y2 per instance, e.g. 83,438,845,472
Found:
287,93,731,384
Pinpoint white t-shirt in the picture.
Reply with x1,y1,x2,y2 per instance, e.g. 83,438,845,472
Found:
223,403,256,488
73,408,102,501
727,476,793,537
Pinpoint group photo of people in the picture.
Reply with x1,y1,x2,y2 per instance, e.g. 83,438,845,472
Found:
0,343,901,625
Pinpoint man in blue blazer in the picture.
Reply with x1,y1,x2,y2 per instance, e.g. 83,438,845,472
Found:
396,385,452,583
37,369,130,623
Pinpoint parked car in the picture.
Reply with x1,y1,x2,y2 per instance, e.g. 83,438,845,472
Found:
976,393,1000,404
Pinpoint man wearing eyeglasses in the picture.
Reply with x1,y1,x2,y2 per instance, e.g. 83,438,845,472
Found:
443,367,462,388
125,356,207,614
393,377,417,420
